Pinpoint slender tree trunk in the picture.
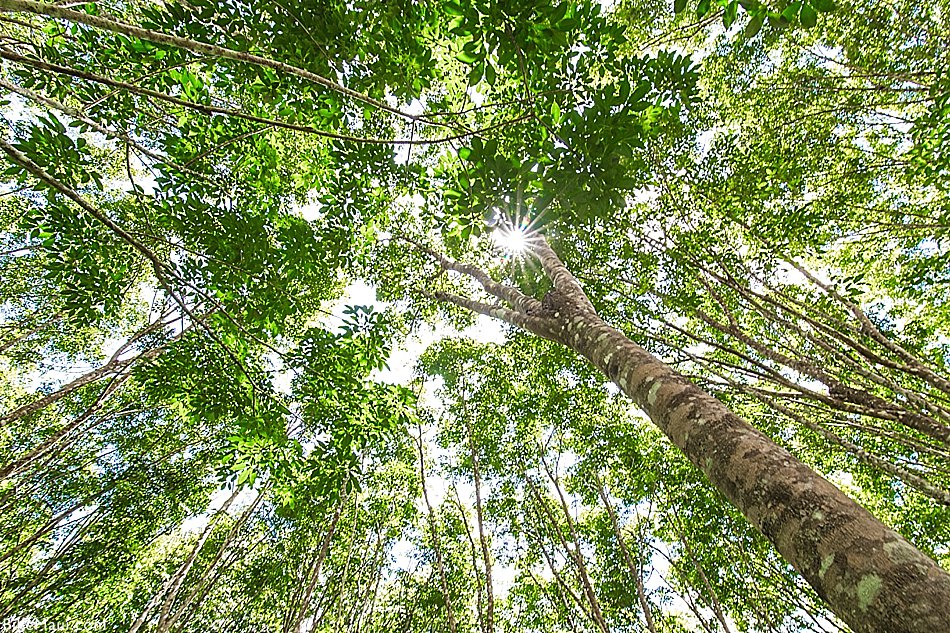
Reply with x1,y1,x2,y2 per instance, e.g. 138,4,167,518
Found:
694,307,950,444
592,473,657,633
524,565,582,633
450,485,487,633
284,495,345,633
0,311,60,353
0,373,131,480
152,488,242,633
322,503,362,627
415,421,458,633
348,533,386,633
539,456,611,633
668,505,734,633
0,316,179,430
529,524,594,626
129,489,237,633
163,488,266,630
648,550,718,633
426,237,950,633
0,356,136,427
460,388,494,633
525,474,609,633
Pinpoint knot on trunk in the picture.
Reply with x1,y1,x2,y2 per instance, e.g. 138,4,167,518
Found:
541,289,587,318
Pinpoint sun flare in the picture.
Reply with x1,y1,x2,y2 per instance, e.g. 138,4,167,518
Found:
493,225,529,254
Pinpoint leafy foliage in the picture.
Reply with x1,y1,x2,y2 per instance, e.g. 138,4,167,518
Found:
1,0,949,631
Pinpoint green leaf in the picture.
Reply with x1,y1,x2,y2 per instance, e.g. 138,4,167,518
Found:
810,0,835,10
456,50,478,64
674,0,688,14
631,81,651,103
468,62,484,86
781,2,802,22
769,14,790,29
800,3,818,27
696,0,711,17
723,1,738,28
448,16,468,34
744,14,764,37
444,1,465,16
485,62,496,85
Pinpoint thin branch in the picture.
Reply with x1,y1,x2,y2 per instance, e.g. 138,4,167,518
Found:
0,0,441,126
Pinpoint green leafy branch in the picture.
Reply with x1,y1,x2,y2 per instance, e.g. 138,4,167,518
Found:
674,0,835,36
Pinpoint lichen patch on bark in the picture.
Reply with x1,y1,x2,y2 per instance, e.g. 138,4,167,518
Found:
820,554,835,579
856,574,883,611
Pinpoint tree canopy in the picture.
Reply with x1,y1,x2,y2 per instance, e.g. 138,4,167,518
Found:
1,0,949,631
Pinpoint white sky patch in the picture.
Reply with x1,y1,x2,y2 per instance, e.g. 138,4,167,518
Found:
179,485,260,535
1,92,29,123
373,314,507,385
388,537,415,567
809,44,845,71
403,99,425,116
828,470,855,491
295,200,324,222
685,343,713,358
631,186,659,206
696,129,716,158
467,86,486,107
779,367,826,395
383,98,425,165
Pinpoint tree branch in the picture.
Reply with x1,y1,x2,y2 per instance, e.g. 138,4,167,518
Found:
0,0,439,126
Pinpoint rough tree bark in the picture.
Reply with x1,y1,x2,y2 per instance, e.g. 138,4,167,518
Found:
422,236,950,633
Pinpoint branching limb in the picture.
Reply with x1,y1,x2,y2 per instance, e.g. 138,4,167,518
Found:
404,236,544,315
0,78,204,179
2,51,532,150
530,235,595,313
0,0,440,127
0,50,461,146
0,138,169,275
432,290,548,334
0,140,266,403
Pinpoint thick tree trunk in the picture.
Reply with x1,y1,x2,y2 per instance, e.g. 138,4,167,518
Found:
534,288,950,633
427,238,950,633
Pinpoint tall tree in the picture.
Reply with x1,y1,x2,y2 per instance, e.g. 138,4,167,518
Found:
2,0,950,632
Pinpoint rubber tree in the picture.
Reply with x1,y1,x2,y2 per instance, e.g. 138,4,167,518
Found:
416,235,950,633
